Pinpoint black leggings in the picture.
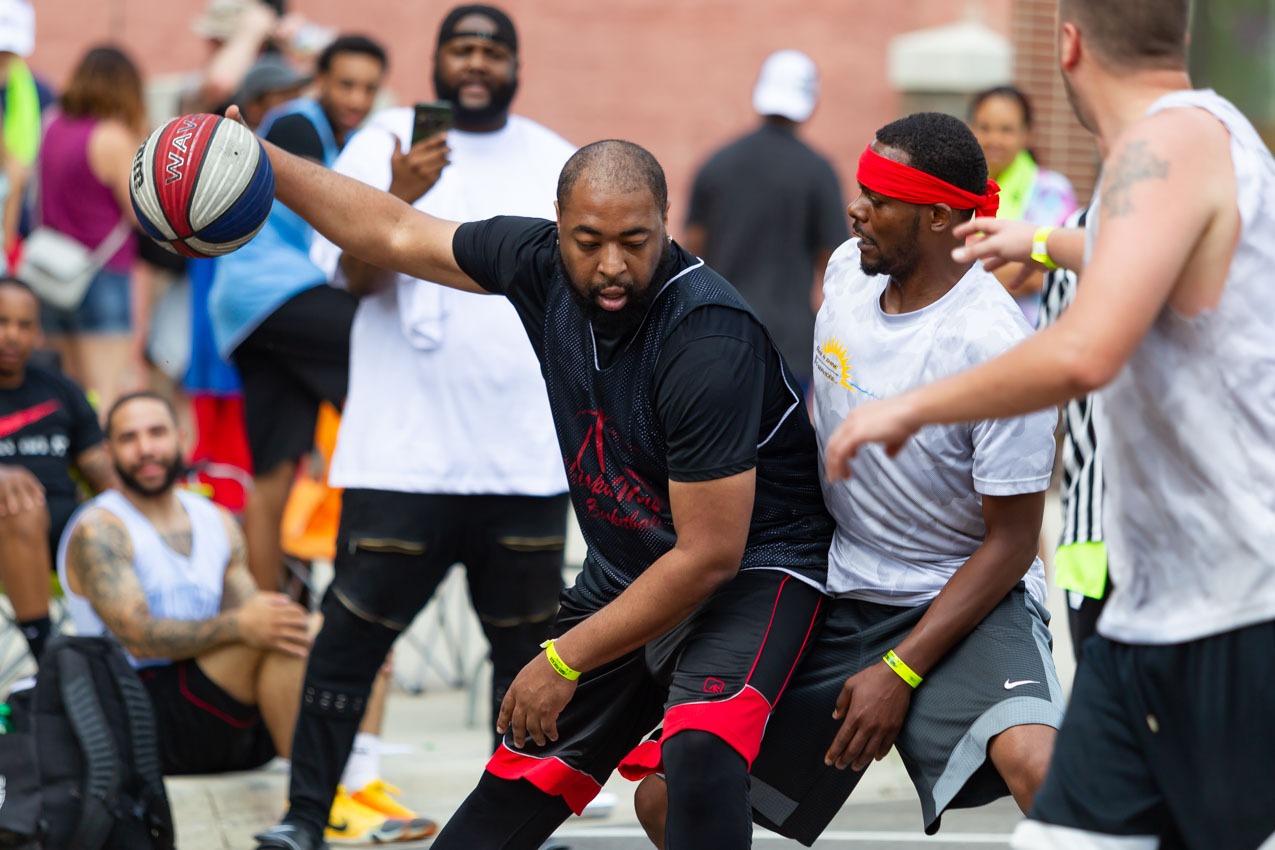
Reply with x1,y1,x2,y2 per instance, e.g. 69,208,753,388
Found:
432,730,751,850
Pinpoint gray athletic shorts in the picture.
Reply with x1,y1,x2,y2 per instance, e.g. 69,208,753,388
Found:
751,583,1064,845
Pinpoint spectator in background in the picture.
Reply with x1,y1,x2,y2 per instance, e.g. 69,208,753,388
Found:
0,0,54,270
185,0,335,116
970,85,1077,326
0,278,118,666
186,0,284,114
684,49,848,390
1036,207,1109,662
255,7,575,848
58,392,433,845
209,36,385,592
236,54,311,131
34,46,145,415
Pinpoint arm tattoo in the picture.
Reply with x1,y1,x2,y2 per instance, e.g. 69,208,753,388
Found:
1101,140,1169,220
69,511,240,661
220,518,260,611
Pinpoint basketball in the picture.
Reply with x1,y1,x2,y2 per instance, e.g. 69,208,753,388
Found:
129,113,275,258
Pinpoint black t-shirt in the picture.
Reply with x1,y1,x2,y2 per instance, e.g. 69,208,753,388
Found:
687,123,849,383
453,216,788,482
452,215,831,604
264,112,329,161
0,366,103,501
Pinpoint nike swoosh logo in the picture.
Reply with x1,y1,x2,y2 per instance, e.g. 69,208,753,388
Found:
0,400,61,439
328,819,350,833
1004,679,1040,690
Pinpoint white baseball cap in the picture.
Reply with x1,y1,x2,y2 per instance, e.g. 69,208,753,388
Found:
752,49,819,123
0,0,34,58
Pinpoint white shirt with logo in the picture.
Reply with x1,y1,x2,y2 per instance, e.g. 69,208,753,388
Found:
312,110,573,494
812,240,1056,606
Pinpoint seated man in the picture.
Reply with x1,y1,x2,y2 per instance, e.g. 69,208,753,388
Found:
57,391,435,846
0,277,117,665
636,113,1063,845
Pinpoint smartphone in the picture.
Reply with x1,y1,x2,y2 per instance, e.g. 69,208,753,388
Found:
411,102,454,147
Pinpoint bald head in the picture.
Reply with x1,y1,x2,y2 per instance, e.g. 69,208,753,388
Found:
556,140,668,212
1061,0,1190,70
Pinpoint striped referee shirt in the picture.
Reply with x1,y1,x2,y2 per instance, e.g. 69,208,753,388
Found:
1038,207,1103,547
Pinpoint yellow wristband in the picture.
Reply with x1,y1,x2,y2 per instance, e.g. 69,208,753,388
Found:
1030,225,1060,271
540,639,581,681
883,649,922,688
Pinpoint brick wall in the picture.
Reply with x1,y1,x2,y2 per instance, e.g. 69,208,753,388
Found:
1011,0,1100,203
30,0,1013,235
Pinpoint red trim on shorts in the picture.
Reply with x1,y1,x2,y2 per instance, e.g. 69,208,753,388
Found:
617,685,773,782
178,662,256,729
746,575,789,682
486,743,602,815
617,585,825,782
778,593,822,696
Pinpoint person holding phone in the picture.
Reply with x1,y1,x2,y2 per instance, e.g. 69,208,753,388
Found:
254,6,578,849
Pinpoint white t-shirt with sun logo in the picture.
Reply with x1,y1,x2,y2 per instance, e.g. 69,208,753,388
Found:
812,239,1056,606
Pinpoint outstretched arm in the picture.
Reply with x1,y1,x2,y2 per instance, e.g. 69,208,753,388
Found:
240,107,484,295
953,220,1087,276
823,109,1229,479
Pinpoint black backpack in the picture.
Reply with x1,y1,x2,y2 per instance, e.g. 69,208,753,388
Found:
0,636,176,850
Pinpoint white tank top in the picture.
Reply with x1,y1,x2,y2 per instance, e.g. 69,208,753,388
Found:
57,489,231,667
1088,89,1275,644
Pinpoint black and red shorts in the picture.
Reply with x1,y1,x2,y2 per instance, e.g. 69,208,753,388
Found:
139,659,277,776
485,568,825,813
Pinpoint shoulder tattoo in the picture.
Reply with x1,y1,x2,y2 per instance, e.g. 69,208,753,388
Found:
1101,140,1169,220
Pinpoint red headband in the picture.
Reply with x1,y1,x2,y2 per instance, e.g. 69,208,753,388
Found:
857,146,1000,218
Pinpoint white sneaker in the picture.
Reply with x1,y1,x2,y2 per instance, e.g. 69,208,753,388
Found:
579,790,617,819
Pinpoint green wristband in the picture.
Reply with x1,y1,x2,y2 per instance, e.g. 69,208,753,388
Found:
883,649,922,688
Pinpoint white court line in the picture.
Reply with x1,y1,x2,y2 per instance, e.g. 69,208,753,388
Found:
555,826,1011,844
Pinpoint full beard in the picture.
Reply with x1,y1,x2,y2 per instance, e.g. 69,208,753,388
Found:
433,71,519,128
115,452,186,498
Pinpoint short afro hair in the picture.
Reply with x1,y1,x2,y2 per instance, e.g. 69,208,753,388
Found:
874,112,988,200
557,140,668,212
317,34,388,74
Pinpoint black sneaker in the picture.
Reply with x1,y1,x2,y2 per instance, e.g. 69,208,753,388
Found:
253,823,328,850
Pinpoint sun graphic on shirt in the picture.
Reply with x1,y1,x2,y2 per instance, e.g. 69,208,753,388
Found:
817,338,858,391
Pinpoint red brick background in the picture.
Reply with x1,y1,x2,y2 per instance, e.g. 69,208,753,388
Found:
30,0,1020,235
1012,0,1099,202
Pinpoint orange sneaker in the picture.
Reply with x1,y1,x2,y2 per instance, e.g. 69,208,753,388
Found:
349,779,438,841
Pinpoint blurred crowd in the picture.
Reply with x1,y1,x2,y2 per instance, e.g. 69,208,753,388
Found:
0,0,1079,502
0,0,1085,844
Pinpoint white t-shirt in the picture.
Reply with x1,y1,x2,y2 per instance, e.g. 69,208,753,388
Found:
312,110,573,494
812,240,1056,606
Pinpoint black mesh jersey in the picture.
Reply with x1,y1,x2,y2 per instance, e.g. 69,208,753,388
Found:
453,216,832,609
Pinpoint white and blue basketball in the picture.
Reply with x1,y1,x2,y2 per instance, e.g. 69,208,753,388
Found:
130,113,274,258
